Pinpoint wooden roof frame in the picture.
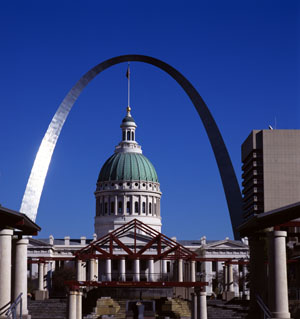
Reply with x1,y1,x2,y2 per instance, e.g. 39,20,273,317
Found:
75,219,197,261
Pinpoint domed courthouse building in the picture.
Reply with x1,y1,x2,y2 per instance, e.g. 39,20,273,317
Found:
95,107,162,236
27,107,249,306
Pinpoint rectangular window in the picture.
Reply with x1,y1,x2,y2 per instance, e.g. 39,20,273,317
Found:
118,201,122,214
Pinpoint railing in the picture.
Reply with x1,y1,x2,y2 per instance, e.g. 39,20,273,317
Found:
0,293,23,319
255,294,272,319
100,272,175,282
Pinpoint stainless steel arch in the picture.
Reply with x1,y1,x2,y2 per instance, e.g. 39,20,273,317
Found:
20,55,243,238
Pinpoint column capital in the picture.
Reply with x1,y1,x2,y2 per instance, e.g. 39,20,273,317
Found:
0,229,13,236
15,238,29,245
270,230,287,238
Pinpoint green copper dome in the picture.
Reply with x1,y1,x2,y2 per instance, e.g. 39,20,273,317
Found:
98,152,158,183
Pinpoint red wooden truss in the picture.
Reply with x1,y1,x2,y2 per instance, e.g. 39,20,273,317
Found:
75,219,197,261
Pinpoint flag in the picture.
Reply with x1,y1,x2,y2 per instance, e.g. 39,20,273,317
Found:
126,65,130,79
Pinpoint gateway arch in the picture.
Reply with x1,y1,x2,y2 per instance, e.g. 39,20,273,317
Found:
20,55,243,239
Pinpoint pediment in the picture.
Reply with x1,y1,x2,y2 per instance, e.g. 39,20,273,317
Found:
205,240,246,249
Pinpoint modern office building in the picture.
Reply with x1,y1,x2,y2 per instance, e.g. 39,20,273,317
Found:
241,129,300,219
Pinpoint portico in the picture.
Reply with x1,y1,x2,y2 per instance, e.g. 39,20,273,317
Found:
0,206,40,319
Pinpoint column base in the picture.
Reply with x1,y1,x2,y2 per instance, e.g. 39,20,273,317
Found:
34,290,49,300
222,291,235,301
271,312,291,319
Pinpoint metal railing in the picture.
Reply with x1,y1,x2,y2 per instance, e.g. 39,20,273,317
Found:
255,294,272,319
0,293,23,319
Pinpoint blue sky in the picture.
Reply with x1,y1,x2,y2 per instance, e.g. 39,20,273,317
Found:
0,1,299,240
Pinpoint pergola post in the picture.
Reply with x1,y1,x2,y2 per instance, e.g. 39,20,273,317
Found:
227,263,234,292
38,262,44,290
68,290,77,319
89,259,95,281
178,259,183,282
134,258,140,282
268,231,291,319
13,237,29,317
162,259,167,280
119,257,126,281
106,258,112,281
148,258,154,282
196,290,207,319
76,291,82,319
191,260,196,282
0,229,13,317
76,260,81,281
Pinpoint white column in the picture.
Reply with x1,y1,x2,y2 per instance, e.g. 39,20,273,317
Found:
162,259,167,280
76,291,82,319
13,238,29,316
190,260,196,282
44,262,48,290
81,261,86,281
76,260,81,281
134,258,140,282
114,196,118,215
227,263,234,292
232,264,239,296
106,259,112,281
94,259,98,281
38,262,44,290
123,196,126,215
242,264,248,299
89,259,95,281
197,291,207,319
68,290,77,319
0,229,13,312
148,258,154,282
120,258,126,281
204,261,212,295
178,259,183,282
268,231,291,319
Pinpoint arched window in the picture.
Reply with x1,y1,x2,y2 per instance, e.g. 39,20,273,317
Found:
105,203,108,214
110,202,114,214
127,201,130,213
122,131,125,141
127,131,130,140
132,131,134,140
149,203,152,214
135,202,139,213
142,202,146,214
118,201,122,214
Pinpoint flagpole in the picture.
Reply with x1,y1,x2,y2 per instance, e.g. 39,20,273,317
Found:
127,62,130,107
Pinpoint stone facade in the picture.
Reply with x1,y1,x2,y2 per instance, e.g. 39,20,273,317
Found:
242,129,300,218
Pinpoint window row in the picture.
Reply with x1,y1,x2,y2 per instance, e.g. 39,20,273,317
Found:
122,130,135,141
96,200,158,216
